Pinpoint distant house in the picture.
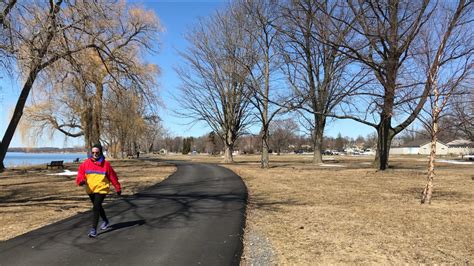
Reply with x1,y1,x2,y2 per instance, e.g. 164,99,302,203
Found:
419,141,448,155
446,139,474,155
391,139,424,155
391,139,448,155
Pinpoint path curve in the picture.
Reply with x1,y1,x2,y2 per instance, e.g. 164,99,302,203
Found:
0,160,248,266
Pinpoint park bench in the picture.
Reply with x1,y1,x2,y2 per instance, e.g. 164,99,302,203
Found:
46,160,64,169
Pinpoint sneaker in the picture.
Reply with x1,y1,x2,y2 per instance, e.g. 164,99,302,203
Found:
88,228,97,238
100,221,110,230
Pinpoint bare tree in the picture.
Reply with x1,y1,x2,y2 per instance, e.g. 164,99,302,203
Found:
412,0,473,204
138,115,164,154
101,90,160,158
326,0,437,170
0,1,162,169
237,0,288,168
235,133,261,154
0,0,15,26
158,134,183,154
0,0,16,70
20,3,161,153
1,0,75,170
280,0,367,164
364,132,377,150
269,118,299,155
445,90,474,141
176,5,256,163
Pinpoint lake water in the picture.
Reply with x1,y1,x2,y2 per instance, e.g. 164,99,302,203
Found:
4,152,88,167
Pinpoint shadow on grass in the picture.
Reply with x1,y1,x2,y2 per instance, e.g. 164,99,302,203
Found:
405,187,468,201
251,199,304,211
0,195,90,206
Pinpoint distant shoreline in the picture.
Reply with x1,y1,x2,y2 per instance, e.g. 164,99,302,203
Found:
4,151,87,168
8,147,85,153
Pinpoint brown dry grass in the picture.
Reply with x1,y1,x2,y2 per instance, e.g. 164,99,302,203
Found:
0,159,175,241
228,155,473,264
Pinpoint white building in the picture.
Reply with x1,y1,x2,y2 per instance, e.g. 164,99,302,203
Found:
446,139,474,155
391,139,424,155
391,146,420,155
419,141,448,155
391,139,448,155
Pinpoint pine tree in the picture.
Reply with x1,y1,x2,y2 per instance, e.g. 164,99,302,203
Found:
335,133,344,152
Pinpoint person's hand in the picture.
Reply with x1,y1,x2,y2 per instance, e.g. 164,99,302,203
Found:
79,180,86,186
117,191,122,196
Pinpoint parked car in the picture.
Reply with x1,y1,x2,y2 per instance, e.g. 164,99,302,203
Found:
324,150,333,155
362,149,375,155
463,154,474,161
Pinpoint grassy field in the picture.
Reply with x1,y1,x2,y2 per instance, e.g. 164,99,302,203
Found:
229,154,473,264
1,154,472,264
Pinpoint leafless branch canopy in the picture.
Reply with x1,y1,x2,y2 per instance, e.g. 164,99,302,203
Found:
176,5,256,159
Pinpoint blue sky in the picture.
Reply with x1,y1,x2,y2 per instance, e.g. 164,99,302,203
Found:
143,0,229,138
0,0,374,148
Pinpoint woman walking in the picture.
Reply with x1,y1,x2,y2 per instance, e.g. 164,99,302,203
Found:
76,144,122,238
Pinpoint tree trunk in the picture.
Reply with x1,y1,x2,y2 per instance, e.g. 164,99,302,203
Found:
224,144,234,163
84,108,92,150
374,118,394,170
223,129,235,163
261,128,270,168
0,67,40,170
261,49,270,169
91,82,103,146
276,140,281,156
312,116,326,164
147,142,153,154
110,139,117,158
312,138,323,164
0,143,3,170
422,82,441,204
421,133,436,204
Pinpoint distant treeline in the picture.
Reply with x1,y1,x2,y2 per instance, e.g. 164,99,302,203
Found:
8,147,85,153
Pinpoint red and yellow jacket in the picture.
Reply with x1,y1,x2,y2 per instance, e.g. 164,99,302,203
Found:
76,157,121,194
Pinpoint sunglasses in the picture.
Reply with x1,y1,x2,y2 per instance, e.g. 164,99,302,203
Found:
91,151,100,155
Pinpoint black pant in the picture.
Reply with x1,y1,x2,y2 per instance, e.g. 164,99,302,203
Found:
88,193,108,230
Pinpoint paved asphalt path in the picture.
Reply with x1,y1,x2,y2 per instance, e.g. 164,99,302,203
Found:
0,160,248,265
